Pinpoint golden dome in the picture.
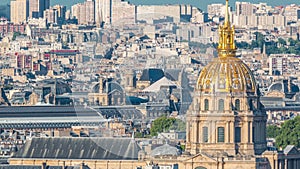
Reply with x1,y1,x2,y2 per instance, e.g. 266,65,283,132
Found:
196,57,256,93
196,0,256,93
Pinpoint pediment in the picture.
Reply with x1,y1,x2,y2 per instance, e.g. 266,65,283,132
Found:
184,153,217,163
284,146,299,155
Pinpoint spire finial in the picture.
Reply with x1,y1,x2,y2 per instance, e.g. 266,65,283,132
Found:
224,0,230,26
217,0,236,58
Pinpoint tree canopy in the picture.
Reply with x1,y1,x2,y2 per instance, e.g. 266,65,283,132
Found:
275,116,300,149
150,116,186,136
267,125,280,138
235,32,300,55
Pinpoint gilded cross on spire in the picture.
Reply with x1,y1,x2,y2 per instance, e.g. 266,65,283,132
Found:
218,0,236,58
224,0,230,27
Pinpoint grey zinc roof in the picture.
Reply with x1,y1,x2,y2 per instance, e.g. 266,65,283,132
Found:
151,144,181,157
139,68,164,84
165,69,181,81
0,106,143,119
13,137,141,160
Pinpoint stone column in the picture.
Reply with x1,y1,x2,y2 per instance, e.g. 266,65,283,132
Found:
274,160,278,169
226,122,229,143
186,121,190,142
196,121,199,143
242,122,247,143
208,121,211,143
285,159,288,169
230,121,234,143
214,121,217,143
212,121,216,143
249,121,253,143
278,160,281,169
198,121,202,143
193,121,197,143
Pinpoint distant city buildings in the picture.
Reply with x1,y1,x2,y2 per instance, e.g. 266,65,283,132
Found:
28,0,50,19
43,5,66,25
111,0,135,25
10,0,29,24
71,0,95,25
235,1,257,16
95,0,112,25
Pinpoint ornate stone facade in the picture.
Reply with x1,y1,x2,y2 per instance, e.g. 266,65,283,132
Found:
185,0,267,157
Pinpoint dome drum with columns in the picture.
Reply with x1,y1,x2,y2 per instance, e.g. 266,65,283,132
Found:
186,0,267,157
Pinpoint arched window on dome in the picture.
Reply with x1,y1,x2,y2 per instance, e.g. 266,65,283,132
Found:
204,99,209,111
218,99,224,111
235,99,240,111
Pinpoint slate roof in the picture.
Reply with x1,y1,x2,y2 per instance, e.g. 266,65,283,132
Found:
0,106,143,119
139,68,164,84
13,137,141,160
283,145,299,155
164,69,181,81
143,77,179,92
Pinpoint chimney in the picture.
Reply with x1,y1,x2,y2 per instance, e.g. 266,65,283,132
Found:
42,162,47,169
62,161,65,169
99,78,103,93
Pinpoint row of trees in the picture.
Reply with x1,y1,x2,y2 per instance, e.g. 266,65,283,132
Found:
188,32,300,56
267,116,300,149
135,116,186,138
236,32,300,55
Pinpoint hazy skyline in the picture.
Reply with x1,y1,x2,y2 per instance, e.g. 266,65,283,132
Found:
1,0,300,11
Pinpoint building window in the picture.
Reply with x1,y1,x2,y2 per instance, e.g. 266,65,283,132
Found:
235,99,240,111
204,99,209,110
126,77,130,86
218,99,224,111
203,127,208,143
235,127,241,143
218,127,225,142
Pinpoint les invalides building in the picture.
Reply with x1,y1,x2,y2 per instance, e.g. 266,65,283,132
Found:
185,0,267,157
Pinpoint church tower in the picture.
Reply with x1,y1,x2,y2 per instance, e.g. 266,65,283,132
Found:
186,0,267,156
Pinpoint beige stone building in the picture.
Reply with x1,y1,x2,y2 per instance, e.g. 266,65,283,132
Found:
11,0,29,24
88,77,125,106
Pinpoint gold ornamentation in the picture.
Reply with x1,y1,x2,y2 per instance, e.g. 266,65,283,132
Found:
196,0,256,93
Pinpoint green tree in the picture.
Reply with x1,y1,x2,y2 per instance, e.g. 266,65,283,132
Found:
150,116,178,136
288,38,297,46
254,32,265,49
236,41,250,49
267,125,280,138
169,119,186,131
135,132,143,138
12,32,21,41
275,116,300,149
277,38,287,46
